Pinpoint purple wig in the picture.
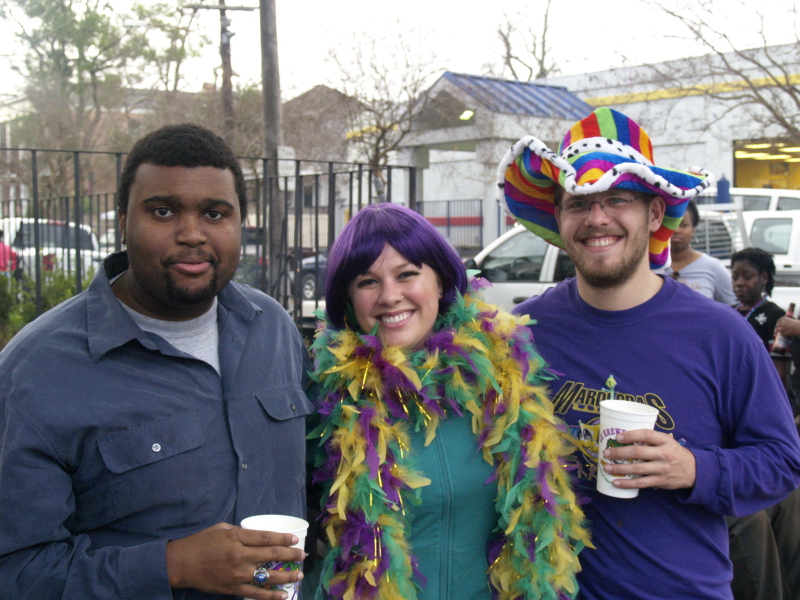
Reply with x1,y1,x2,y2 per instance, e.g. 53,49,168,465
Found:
325,204,468,330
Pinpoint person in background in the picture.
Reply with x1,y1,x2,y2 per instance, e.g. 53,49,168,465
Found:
666,199,736,304
729,247,800,600
731,247,788,376
497,106,800,600
0,124,311,599
0,229,18,273
775,312,800,425
308,203,589,600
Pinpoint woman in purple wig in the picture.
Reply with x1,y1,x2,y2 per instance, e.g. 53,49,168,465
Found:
308,203,588,600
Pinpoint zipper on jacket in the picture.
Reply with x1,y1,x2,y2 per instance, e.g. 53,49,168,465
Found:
434,432,453,599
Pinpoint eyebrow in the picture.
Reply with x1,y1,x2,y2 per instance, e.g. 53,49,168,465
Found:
357,262,415,277
140,196,236,212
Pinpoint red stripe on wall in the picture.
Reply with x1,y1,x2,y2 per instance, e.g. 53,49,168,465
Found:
426,216,483,226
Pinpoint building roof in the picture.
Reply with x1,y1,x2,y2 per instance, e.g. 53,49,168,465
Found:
440,71,592,119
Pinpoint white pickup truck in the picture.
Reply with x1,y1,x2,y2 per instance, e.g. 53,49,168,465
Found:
743,210,800,309
464,221,800,313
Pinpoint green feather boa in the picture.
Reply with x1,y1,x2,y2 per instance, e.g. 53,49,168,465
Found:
309,288,590,600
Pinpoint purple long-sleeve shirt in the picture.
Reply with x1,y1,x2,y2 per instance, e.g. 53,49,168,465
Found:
514,276,800,600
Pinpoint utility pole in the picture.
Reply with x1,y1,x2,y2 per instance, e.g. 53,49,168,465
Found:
260,0,283,296
184,3,256,147
219,0,234,146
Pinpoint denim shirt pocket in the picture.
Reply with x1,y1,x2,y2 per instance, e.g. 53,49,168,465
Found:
96,412,211,521
255,386,314,500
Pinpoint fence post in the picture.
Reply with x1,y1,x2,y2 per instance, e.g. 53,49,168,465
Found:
292,162,303,325
260,158,269,291
408,168,417,213
115,153,123,253
327,162,335,249
72,152,83,292
348,171,354,221
357,164,363,211
446,199,451,242
480,198,484,249
31,150,42,316
278,176,290,304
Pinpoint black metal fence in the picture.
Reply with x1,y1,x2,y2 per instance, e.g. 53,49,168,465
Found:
0,147,488,334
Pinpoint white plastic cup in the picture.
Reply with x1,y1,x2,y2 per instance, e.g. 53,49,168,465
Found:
241,514,309,600
597,400,659,499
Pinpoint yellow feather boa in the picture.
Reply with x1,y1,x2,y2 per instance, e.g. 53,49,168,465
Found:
309,288,591,600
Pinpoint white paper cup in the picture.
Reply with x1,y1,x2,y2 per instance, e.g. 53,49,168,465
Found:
241,514,308,600
597,400,659,499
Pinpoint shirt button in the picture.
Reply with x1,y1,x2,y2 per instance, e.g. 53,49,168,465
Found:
290,403,297,411
152,443,162,452
241,462,248,470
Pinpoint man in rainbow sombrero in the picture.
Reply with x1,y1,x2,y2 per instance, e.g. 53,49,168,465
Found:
497,107,800,600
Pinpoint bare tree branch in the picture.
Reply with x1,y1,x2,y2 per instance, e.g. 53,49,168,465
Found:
639,0,800,144
327,25,441,184
493,0,558,81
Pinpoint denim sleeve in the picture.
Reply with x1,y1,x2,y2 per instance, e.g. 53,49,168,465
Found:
0,406,173,600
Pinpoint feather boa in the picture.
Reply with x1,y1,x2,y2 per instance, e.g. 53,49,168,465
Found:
309,283,590,600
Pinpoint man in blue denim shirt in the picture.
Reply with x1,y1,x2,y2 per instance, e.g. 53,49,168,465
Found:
0,124,313,599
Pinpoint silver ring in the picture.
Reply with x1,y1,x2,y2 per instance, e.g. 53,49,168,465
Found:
253,564,270,587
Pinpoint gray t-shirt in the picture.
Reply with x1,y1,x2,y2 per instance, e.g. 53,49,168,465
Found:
667,253,736,305
119,298,220,374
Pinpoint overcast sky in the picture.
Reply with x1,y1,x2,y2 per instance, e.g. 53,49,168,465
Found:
209,0,800,97
1,0,798,101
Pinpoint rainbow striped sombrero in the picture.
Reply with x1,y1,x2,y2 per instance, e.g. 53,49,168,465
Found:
496,107,713,269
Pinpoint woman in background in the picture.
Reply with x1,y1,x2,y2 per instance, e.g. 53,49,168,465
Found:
731,248,787,368
667,199,736,304
308,203,588,600
728,247,800,600
741,248,800,426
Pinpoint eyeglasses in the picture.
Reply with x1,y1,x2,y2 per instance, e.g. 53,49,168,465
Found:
557,196,638,217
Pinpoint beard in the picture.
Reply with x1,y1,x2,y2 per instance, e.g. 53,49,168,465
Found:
127,254,229,314
163,267,221,306
566,221,651,290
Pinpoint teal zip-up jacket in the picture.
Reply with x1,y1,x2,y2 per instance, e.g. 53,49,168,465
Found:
311,411,495,600
406,413,496,600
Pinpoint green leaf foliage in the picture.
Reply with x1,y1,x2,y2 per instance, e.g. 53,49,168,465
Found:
0,265,88,349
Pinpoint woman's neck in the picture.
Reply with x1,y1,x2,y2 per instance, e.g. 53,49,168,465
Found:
737,294,766,311
670,247,702,271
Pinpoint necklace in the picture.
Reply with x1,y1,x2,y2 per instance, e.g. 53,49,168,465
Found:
736,295,768,322
309,283,590,600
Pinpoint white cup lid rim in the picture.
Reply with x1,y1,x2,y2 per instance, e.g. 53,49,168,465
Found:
600,399,659,417
240,514,309,533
